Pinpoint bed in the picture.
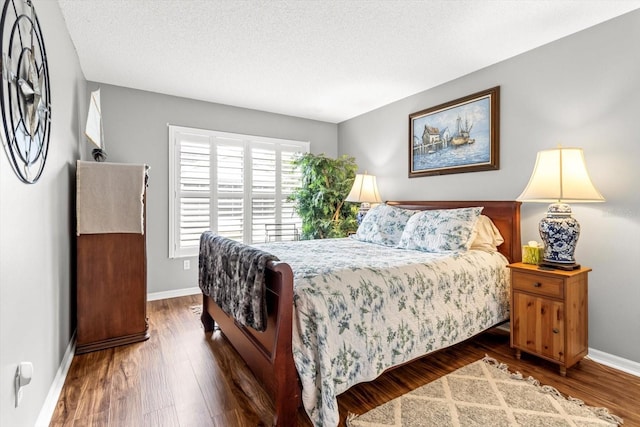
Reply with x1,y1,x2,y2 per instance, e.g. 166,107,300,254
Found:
199,200,521,426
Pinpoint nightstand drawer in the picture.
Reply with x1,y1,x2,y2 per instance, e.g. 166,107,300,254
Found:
512,272,564,298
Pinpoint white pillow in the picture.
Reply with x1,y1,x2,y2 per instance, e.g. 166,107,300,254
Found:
397,207,484,252
470,215,505,252
353,204,417,247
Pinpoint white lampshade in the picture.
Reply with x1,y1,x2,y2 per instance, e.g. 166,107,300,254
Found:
517,147,605,203
346,173,382,203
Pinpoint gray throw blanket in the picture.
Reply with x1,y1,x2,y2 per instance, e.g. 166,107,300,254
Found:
198,231,279,332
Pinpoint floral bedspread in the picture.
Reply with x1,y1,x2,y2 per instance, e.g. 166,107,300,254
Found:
255,238,510,427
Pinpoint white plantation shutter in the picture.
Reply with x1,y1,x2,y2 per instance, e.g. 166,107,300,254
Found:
169,126,309,257
216,142,244,241
251,146,277,244
175,133,211,252
281,148,303,231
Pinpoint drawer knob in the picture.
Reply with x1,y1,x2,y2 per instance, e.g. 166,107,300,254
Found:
553,328,560,334
533,282,542,287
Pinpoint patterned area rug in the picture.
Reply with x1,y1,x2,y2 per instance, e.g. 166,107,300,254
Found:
348,357,623,427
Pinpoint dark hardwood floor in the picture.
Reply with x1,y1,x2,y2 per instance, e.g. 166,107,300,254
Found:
51,295,640,426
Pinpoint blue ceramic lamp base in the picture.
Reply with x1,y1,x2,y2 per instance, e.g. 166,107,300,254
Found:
356,202,371,225
538,203,581,270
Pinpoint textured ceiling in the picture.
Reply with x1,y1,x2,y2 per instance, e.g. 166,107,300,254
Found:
57,1,640,123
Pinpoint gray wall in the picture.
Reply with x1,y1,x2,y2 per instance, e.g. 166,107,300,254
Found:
339,10,640,363
0,1,85,425
89,83,338,294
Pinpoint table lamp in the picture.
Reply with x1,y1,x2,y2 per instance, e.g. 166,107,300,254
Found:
517,147,604,270
346,172,381,224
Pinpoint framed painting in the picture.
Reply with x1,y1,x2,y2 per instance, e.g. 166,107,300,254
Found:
408,86,499,178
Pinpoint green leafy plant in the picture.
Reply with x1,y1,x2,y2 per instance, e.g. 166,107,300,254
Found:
289,153,359,239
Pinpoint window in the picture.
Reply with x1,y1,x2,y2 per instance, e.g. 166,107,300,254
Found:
169,125,309,258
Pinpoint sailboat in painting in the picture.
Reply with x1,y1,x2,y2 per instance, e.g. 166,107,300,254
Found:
451,115,475,146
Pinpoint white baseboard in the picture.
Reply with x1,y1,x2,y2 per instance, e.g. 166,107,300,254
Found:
35,332,76,427
147,286,200,301
587,348,640,377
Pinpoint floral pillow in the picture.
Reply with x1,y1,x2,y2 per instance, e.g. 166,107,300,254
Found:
353,204,417,247
397,207,484,252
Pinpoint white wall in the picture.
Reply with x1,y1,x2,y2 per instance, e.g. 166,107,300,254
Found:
89,83,338,294
338,10,640,362
0,1,85,426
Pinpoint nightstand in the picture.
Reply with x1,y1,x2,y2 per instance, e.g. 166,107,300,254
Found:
507,262,591,376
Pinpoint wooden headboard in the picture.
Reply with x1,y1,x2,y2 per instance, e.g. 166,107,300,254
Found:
386,200,522,263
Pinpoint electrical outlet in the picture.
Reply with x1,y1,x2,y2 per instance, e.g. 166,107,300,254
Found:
183,260,190,270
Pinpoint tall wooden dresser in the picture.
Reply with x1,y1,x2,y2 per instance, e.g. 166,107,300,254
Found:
75,161,149,354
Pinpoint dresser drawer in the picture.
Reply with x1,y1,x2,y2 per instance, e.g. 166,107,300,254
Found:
512,271,564,298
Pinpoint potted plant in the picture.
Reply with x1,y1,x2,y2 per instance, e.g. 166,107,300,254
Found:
289,153,359,239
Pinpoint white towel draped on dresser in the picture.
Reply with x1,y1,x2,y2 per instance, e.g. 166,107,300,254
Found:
76,160,147,235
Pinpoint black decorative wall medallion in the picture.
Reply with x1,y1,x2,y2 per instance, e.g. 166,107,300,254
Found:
0,0,51,184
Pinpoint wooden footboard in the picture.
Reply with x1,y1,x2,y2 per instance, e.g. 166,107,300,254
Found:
200,200,521,426
201,261,300,426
